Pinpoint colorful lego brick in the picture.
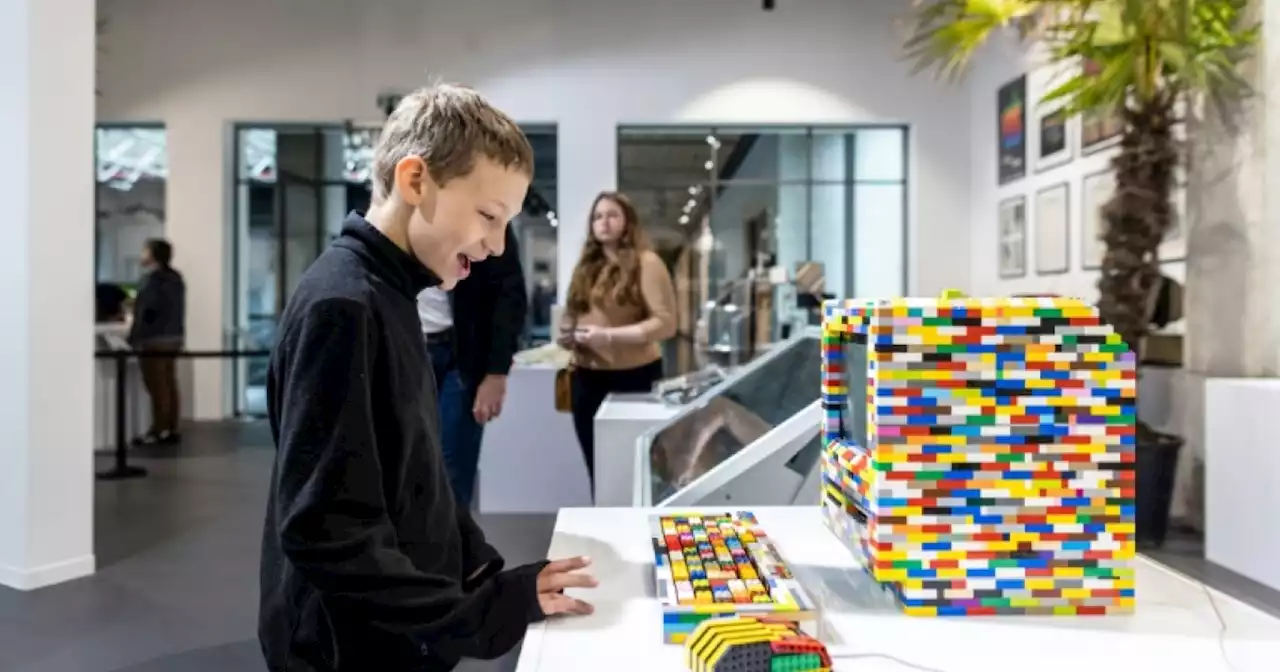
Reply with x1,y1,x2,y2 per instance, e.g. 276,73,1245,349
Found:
820,294,1137,616
684,616,832,672
653,512,818,643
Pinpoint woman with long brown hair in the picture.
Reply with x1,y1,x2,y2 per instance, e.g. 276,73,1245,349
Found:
560,191,677,488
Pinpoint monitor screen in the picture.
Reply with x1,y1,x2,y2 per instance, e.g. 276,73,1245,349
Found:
649,334,822,502
841,333,870,451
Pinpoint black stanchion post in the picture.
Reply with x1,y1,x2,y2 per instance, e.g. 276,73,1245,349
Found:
97,350,148,480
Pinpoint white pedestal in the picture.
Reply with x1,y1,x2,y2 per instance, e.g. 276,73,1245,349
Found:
477,364,590,513
1205,377,1280,592
593,394,681,507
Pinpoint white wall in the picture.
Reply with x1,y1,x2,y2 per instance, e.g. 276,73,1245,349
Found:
966,36,1186,300
98,0,972,417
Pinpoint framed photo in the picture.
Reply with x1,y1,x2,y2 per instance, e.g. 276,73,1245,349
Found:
1035,182,1070,275
1080,59,1124,154
998,196,1027,279
1081,169,1115,270
1032,64,1076,172
1035,107,1075,172
997,75,1028,185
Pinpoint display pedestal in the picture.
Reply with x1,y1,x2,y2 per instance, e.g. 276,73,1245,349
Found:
477,364,589,513
1205,377,1280,592
593,393,679,506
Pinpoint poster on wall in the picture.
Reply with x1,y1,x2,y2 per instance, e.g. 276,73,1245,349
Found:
1081,169,1114,270
997,76,1028,185
1080,59,1125,154
1035,108,1075,172
1035,182,1071,274
998,196,1027,279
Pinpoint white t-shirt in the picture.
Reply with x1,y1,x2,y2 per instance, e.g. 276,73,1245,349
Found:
416,287,453,335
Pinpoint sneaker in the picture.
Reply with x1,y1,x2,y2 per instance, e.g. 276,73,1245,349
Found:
131,432,162,447
157,430,182,445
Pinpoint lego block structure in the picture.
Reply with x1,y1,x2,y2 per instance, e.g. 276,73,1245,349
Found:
820,295,1137,616
684,616,832,672
653,512,818,644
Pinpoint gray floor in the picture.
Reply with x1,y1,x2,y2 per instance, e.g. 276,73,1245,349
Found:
0,422,555,672
2,422,1278,672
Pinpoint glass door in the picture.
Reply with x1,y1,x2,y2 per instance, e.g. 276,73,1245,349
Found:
233,126,351,415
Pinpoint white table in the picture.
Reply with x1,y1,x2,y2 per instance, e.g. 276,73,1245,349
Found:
516,507,1280,672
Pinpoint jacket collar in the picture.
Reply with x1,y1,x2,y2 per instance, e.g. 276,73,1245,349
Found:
335,211,440,297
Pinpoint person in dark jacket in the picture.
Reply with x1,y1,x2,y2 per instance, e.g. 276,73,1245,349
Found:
259,85,595,672
129,238,185,445
417,224,526,510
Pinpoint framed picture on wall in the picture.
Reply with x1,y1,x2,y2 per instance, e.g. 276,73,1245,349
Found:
998,196,1027,279
1081,169,1115,270
1035,182,1070,275
1080,59,1124,154
1032,64,1076,172
997,75,1028,185
1035,108,1075,172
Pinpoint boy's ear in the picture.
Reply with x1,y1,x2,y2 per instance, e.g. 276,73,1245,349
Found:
393,156,437,212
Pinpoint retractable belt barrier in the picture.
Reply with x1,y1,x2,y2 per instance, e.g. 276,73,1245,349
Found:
93,349,271,480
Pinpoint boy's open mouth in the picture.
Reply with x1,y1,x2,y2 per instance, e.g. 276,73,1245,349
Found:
457,253,472,279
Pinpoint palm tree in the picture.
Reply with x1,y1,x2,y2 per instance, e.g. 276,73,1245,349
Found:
906,0,1255,406
904,0,1257,543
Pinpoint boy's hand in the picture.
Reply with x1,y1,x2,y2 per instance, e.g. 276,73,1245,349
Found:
536,556,597,617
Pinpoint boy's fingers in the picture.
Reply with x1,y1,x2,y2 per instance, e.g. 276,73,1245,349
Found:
544,556,591,573
540,593,595,617
540,571,598,592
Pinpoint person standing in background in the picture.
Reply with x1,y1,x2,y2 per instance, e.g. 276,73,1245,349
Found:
559,191,677,489
130,238,186,446
419,224,527,510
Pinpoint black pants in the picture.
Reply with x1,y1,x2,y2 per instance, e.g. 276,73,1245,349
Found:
570,360,664,489
139,342,181,434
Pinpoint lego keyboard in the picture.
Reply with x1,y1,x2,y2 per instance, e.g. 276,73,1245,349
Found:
652,512,817,644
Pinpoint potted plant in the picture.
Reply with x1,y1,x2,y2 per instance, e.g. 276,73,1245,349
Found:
903,0,1258,547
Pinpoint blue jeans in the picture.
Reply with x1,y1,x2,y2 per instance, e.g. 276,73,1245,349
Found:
427,339,485,509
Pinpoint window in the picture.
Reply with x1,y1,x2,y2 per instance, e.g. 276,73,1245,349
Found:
229,124,558,415
617,125,908,371
95,125,167,286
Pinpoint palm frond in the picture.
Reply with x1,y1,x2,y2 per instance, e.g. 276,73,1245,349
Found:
905,0,1258,116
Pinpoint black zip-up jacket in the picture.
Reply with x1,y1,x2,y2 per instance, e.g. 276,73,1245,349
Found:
448,226,526,386
259,213,547,672
128,266,185,345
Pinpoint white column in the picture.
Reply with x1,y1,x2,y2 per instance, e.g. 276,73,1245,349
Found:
1178,0,1280,526
0,0,97,589
167,113,227,419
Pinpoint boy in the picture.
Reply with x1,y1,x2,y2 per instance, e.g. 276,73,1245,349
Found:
259,85,596,672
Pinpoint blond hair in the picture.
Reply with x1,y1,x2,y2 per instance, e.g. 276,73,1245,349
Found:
371,83,534,202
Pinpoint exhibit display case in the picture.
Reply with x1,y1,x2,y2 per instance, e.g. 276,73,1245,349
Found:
633,328,823,507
